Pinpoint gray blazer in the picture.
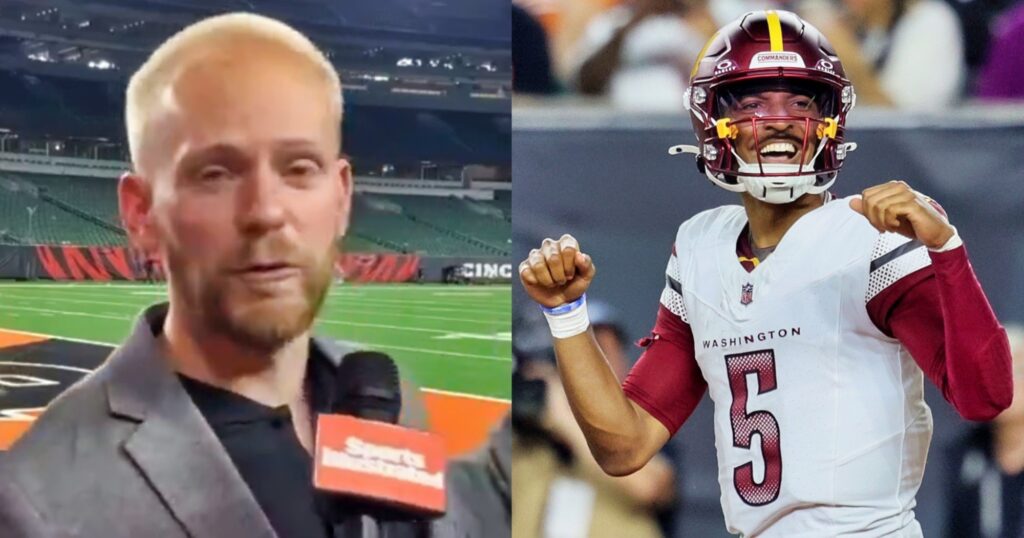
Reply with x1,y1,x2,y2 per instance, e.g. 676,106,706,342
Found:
0,456,64,538
4,304,470,538
445,416,510,538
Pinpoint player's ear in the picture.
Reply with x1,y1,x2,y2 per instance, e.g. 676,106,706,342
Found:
334,157,353,238
118,171,159,255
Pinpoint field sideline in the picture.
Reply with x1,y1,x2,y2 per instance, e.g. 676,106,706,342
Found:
0,281,510,455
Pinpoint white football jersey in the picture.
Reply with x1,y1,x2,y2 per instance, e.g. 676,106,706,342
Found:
661,198,934,537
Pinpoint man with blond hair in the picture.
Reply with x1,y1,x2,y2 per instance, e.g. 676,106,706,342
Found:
3,12,456,538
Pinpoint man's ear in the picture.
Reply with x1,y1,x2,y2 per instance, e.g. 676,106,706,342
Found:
335,158,354,238
118,171,158,255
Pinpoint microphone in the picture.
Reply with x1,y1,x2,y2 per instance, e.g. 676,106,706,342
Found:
331,351,402,424
313,351,447,526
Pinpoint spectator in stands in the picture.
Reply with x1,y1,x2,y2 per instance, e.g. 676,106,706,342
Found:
128,245,144,280
513,4,561,94
944,324,1024,538
571,0,717,110
512,303,675,538
799,0,966,110
143,255,159,284
587,299,687,538
974,2,1024,101
942,0,1017,83
534,0,771,88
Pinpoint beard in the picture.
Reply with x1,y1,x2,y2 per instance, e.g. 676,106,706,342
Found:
167,236,337,354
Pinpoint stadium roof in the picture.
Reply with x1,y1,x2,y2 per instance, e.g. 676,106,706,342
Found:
0,0,510,84
0,1,510,165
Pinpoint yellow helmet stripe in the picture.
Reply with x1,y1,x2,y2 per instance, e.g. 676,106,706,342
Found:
766,10,784,52
690,31,719,79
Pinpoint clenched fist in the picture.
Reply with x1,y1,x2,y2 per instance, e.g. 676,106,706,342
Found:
519,234,596,308
849,181,955,249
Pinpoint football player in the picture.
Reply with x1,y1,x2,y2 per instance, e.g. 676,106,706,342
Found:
518,10,1013,537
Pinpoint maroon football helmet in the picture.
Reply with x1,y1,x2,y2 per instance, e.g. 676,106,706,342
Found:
669,10,858,204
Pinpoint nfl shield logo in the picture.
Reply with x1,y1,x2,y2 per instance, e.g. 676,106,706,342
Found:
740,283,754,306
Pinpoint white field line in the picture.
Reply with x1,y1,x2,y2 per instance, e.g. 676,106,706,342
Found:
0,408,47,421
0,313,510,362
0,305,130,321
4,287,508,315
421,387,509,404
131,289,499,299
0,282,507,300
0,292,508,326
341,342,509,362
0,328,116,348
319,318,504,336
0,293,505,336
0,282,509,292
0,328,508,400
326,299,509,315
0,361,93,374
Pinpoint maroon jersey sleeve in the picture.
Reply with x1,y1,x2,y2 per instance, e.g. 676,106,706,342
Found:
622,305,707,435
867,246,1013,421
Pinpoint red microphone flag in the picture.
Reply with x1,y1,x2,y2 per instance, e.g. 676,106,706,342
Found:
314,414,447,517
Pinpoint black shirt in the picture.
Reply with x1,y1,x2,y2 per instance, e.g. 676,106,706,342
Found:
179,373,331,538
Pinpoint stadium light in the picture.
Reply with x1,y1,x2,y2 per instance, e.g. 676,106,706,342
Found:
87,59,115,70
27,52,55,63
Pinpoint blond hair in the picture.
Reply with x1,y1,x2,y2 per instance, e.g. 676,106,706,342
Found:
125,12,343,166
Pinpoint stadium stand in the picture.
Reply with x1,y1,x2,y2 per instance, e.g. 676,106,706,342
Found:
19,173,120,225
388,195,511,252
0,172,509,255
490,190,511,220
0,0,510,255
0,174,124,246
352,193,507,255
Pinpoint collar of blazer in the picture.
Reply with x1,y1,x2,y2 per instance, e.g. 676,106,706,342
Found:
103,302,294,538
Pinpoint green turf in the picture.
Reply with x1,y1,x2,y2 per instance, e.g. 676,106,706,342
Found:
0,282,511,399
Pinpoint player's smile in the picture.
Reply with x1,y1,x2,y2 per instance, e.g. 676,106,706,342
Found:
754,135,806,165
736,126,817,167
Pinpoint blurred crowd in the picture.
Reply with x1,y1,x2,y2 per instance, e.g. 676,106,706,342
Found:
512,0,1024,110
511,300,680,538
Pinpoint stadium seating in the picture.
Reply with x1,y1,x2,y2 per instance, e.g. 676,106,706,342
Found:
351,194,504,255
20,173,120,225
0,175,124,246
386,195,510,252
0,172,510,255
490,190,511,221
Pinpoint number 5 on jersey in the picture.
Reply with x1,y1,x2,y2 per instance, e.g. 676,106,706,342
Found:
726,349,782,506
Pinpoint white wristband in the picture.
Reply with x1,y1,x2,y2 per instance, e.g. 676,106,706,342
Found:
928,226,963,253
542,294,590,339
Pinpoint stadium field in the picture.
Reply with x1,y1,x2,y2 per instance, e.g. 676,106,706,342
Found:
0,281,511,455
